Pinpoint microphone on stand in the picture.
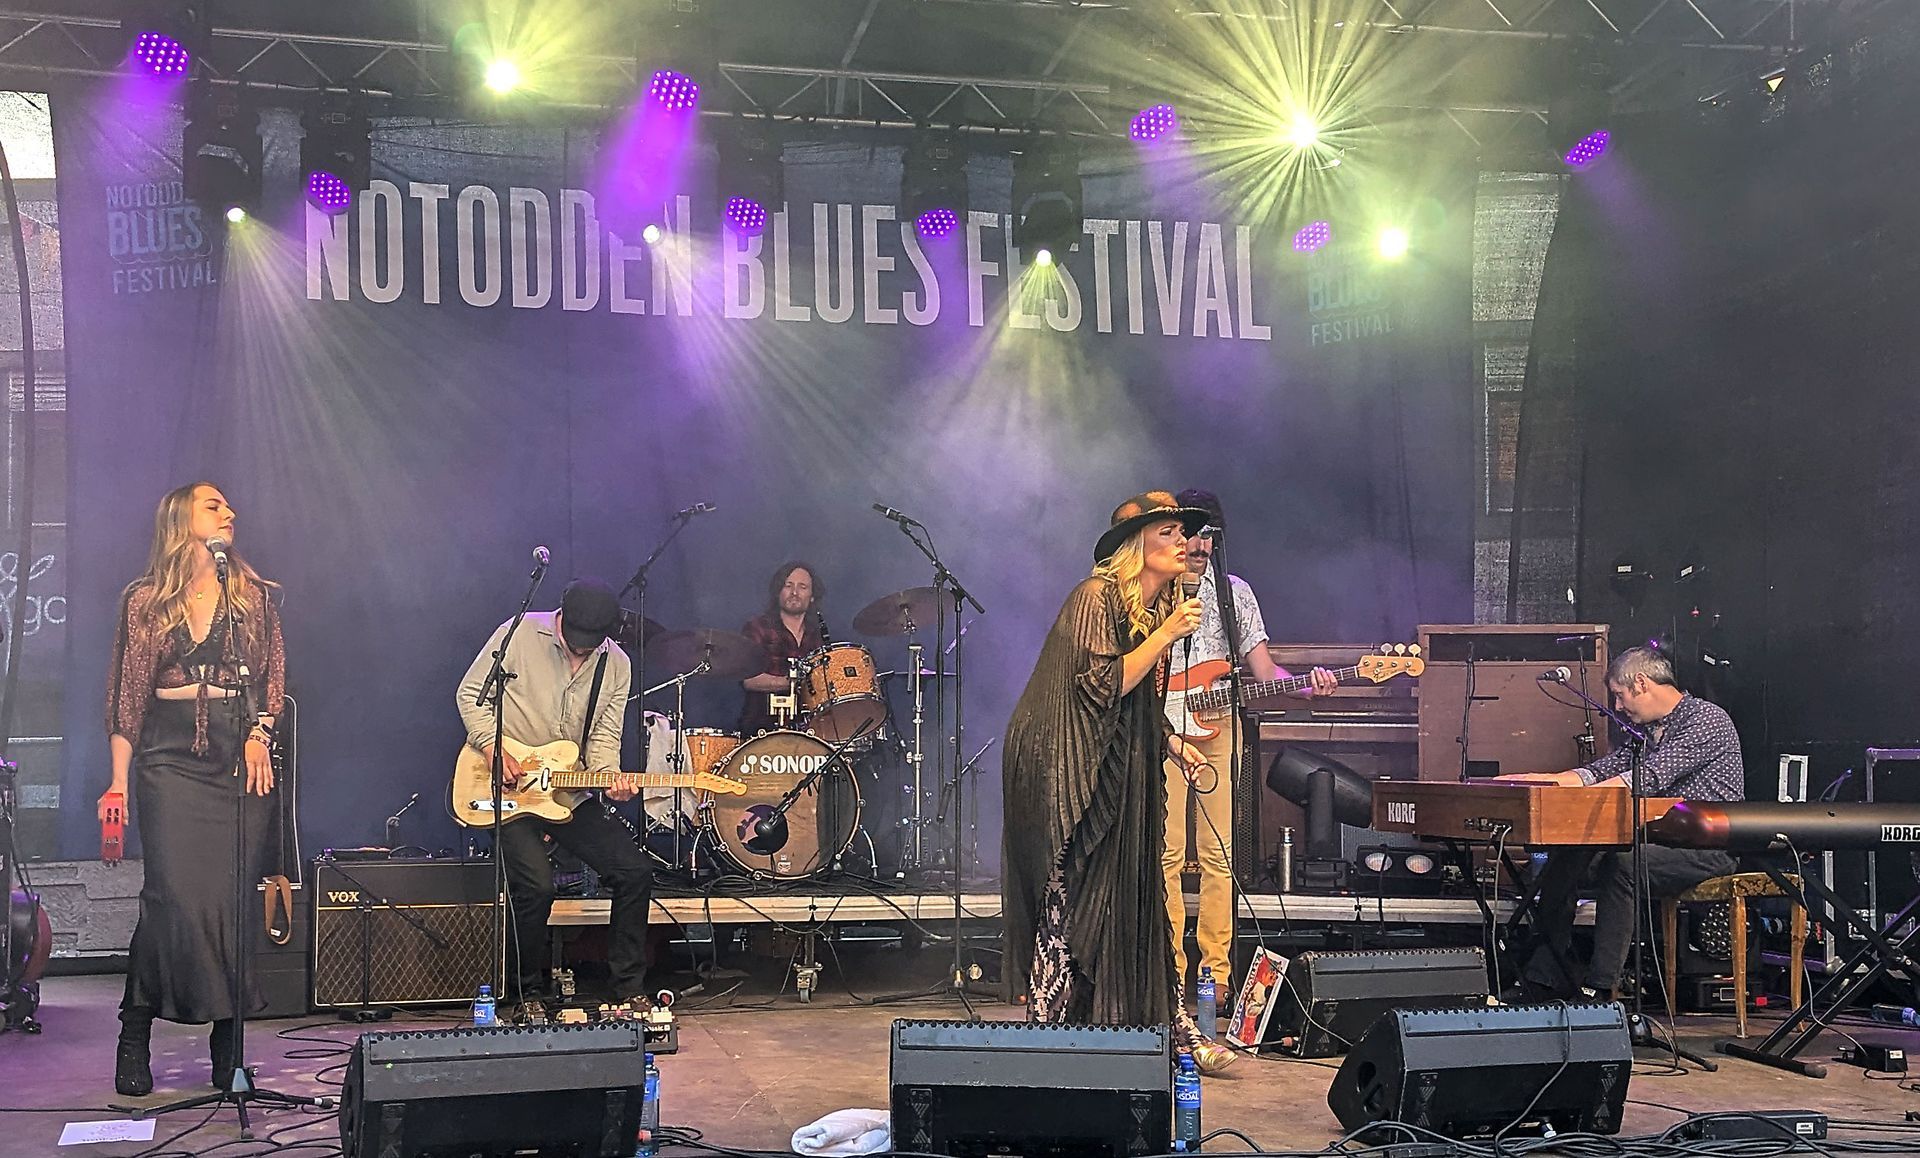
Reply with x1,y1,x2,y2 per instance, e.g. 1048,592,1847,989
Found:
1539,666,1572,683
531,544,551,580
816,606,832,645
872,502,917,526
207,536,230,582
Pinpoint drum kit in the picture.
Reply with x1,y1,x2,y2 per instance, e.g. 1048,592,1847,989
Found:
629,586,956,883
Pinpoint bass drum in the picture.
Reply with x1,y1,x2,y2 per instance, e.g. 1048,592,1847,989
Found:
703,730,861,879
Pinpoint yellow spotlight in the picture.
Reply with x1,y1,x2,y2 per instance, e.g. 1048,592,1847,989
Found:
642,224,662,245
484,58,522,94
1377,227,1410,261
225,206,247,224
1033,248,1054,268
1284,117,1321,150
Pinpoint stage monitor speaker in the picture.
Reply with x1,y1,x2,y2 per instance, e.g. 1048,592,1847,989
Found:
890,1019,1171,1158
1327,1002,1632,1139
312,858,495,1009
339,1023,646,1158
1273,947,1489,1058
1416,625,1608,779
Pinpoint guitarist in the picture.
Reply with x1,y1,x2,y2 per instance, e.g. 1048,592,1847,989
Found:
1162,490,1335,999
456,577,653,1016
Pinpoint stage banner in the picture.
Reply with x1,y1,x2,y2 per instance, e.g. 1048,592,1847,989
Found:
53,82,1475,860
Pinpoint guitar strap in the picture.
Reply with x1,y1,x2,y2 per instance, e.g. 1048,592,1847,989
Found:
579,651,610,759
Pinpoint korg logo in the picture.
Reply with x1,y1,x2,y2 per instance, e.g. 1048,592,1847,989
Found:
1882,825,1920,843
1385,801,1416,825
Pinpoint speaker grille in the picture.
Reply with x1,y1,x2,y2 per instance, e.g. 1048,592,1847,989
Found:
311,861,496,1008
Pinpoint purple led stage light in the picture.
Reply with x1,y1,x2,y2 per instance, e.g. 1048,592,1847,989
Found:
130,31,191,76
1129,103,1178,143
648,70,700,114
1563,129,1610,169
306,170,352,215
725,195,768,236
1292,220,1331,253
916,207,958,241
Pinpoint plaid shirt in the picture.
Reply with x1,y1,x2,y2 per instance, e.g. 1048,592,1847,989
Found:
737,612,822,734
1576,693,1745,801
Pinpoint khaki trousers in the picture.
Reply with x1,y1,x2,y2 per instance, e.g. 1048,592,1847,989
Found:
1162,722,1237,991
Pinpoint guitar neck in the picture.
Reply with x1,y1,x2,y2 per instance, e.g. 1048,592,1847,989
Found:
545,771,700,790
1186,664,1364,712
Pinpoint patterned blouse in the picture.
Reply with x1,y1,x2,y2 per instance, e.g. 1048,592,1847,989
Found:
106,580,286,752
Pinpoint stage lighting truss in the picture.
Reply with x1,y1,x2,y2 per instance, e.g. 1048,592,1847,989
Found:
901,132,968,242
300,96,371,216
1011,140,1082,261
1549,43,1614,170
716,116,782,236
184,81,262,220
120,0,202,77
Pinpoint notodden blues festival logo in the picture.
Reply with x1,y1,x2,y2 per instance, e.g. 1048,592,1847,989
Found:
1305,243,1393,347
105,180,218,295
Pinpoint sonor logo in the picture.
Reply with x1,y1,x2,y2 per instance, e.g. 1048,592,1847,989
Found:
1883,825,1920,843
327,890,360,903
1385,801,1416,825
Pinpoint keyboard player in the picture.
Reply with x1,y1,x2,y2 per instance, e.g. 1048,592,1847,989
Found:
1504,646,1744,1002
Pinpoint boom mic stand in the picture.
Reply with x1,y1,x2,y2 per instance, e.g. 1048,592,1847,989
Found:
120,556,323,1132
1545,675,1715,1072
878,509,986,1012
475,550,550,1005
620,506,705,866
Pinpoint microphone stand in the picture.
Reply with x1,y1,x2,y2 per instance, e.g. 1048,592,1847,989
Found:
739,721,880,858
882,513,986,1014
475,553,550,1004
121,556,322,1131
621,509,700,867
1546,677,1716,1072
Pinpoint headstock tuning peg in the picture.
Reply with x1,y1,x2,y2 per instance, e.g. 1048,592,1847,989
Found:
1393,643,1407,655
1379,644,1391,654
1409,644,1421,656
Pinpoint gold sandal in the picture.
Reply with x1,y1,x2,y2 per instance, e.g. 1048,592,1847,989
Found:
1190,1041,1237,1076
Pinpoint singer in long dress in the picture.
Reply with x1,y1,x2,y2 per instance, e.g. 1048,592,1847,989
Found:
101,482,284,1096
1001,492,1234,1072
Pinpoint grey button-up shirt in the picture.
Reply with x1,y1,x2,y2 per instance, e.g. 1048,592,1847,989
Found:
457,611,630,772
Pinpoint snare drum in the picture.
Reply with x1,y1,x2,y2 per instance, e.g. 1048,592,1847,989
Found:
797,643,886,742
701,730,861,879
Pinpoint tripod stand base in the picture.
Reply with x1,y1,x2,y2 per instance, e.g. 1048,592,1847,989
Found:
114,1081,330,1139
1628,1012,1719,1071
1719,1040,1829,1078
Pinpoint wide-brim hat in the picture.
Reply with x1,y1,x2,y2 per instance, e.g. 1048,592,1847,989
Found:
1094,491,1211,564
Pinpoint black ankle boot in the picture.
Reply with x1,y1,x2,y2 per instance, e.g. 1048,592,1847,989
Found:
210,1019,237,1091
114,1009,154,1097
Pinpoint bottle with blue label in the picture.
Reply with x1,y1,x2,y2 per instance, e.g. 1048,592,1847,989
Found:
635,1052,661,1157
1196,967,1217,1040
472,984,496,1028
1172,1052,1201,1152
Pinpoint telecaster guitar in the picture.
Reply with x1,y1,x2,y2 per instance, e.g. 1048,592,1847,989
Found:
1167,644,1424,742
450,736,746,828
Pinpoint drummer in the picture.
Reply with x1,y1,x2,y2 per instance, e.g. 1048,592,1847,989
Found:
738,561,827,735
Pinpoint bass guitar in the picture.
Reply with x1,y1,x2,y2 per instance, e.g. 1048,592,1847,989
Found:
450,736,747,828
1166,644,1424,742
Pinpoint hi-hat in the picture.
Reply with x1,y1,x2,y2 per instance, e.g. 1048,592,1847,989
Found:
645,628,761,679
853,586,943,636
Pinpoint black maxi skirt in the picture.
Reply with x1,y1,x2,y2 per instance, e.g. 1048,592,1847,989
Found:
122,697,273,1024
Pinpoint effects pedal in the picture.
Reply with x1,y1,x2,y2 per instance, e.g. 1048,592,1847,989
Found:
1837,1043,1908,1074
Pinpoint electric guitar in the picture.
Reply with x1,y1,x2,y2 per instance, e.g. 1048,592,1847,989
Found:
449,736,746,828
1166,644,1425,741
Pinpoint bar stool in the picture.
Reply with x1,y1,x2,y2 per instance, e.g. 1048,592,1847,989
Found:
1660,872,1806,1038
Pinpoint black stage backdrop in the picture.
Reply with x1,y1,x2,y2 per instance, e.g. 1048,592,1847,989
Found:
53,82,1474,862
1557,36,1920,785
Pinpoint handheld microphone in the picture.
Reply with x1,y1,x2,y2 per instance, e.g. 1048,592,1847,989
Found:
1179,573,1203,601
872,502,915,526
206,536,230,581
676,502,716,519
1540,666,1572,683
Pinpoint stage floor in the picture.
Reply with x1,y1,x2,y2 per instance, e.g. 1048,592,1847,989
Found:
6,966,1920,1158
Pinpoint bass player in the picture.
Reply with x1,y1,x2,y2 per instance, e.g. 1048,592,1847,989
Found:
455,577,653,1016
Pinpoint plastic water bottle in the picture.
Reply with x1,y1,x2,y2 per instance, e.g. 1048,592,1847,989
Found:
635,1053,661,1157
1196,967,1217,1040
1173,1053,1201,1152
472,984,497,1028
1870,1004,1920,1027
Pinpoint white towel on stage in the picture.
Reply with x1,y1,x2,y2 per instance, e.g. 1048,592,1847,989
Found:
790,1108,891,1156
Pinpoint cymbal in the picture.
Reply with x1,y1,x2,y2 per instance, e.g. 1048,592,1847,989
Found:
878,668,957,680
853,586,943,637
645,628,761,680
612,608,667,648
